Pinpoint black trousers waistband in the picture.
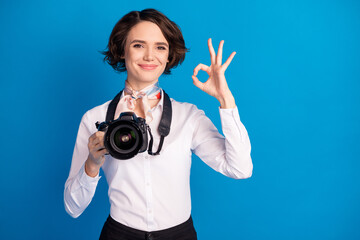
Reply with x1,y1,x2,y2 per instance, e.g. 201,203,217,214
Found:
99,215,197,240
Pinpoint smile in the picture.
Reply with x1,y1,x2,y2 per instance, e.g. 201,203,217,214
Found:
138,64,158,70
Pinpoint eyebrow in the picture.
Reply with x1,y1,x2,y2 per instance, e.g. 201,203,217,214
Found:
130,39,169,47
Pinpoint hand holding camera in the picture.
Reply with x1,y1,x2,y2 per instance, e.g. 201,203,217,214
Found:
85,111,150,178
85,131,108,177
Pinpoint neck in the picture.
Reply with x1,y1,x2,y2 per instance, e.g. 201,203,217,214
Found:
126,78,158,91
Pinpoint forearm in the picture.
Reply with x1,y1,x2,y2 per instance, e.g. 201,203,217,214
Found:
219,107,252,178
192,105,253,179
214,88,253,176
64,163,100,218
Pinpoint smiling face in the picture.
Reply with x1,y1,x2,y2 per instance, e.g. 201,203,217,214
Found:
123,21,169,90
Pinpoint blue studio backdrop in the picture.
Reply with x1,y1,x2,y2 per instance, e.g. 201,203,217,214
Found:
1,0,359,239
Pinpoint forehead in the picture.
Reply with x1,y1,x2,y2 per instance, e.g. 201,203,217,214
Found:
126,21,168,44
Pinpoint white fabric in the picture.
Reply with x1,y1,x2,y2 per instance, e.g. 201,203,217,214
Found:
64,90,253,231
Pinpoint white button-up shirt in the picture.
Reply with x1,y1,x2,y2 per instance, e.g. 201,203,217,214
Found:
64,90,253,231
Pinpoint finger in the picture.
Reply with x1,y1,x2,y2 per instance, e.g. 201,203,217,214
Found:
89,131,103,143
92,145,107,157
222,51,236,70
97,146,107,153
89,138,102,151
93,141,105,151
89,138,105,152
192,75,205,91
208,38,216,64
95,131,105,137
88,138,95,150
91,148,107,162
216,40,224,65
89,134,96,142
99,148,108,155
193,63,210,76
92,137,101,145
96,147,108,156
91,144,102,153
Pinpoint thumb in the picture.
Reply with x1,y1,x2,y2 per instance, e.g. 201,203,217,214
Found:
192,75,204,91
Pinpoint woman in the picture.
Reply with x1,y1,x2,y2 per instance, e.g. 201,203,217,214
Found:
64,8,252,240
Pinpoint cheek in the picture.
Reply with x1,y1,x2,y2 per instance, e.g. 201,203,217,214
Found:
125,48,141,61
158,52,169,64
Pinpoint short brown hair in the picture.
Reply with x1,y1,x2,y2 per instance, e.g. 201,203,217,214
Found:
102,9,189,75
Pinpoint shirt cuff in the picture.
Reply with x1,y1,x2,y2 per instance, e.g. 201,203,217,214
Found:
219,106,240,126
77,163,101,189
219,106,246,143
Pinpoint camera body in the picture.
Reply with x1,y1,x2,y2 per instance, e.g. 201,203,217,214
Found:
96,112,148,160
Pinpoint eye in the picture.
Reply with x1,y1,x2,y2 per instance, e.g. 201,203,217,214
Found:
133,44,143,48
157,46,167,50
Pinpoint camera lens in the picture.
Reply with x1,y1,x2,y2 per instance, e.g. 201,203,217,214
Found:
103,112,147,160
113,128,137,150
108,123,141,157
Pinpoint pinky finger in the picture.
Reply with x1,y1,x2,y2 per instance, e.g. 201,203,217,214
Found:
222,52,236,71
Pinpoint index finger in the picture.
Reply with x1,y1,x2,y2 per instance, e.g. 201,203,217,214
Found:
89,131,104,141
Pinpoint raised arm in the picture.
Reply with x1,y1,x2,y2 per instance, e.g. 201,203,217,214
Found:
191,38,253,179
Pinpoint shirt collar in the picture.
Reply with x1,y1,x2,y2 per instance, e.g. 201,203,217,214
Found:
153,89,164,110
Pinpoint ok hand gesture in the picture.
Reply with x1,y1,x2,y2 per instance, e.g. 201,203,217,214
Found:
192,38,236,109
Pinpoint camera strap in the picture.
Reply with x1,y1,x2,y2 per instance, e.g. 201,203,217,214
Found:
105,89,172,156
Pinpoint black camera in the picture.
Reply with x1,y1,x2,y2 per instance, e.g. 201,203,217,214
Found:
96,112,148,160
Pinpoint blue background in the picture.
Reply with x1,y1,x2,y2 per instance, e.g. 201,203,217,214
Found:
1,0,359,239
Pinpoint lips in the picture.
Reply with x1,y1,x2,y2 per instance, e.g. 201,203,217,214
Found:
138,64,158,70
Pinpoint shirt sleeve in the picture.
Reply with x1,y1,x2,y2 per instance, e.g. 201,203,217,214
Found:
64,111,101,218
191,106,253,179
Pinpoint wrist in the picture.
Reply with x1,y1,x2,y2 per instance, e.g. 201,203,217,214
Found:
218,95,236,109
85,158,100,177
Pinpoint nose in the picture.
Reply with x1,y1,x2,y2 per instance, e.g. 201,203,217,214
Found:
144,47,154,61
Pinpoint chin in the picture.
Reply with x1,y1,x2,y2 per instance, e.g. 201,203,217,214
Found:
137,72,162,81
134,76,159,84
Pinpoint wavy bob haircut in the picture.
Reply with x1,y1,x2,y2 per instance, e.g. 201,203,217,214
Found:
102,8,189,75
